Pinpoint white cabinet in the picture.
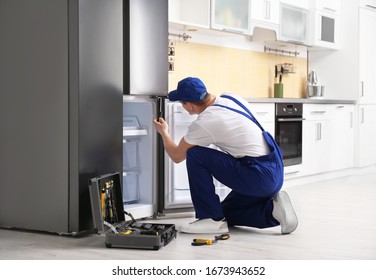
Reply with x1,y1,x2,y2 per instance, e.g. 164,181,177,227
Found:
329,105,355,171
280,0,309,10
211,0,251,34
314,0,340,13
310,0,341,49
250,103,275,137
302,104,332,175
168,0,210,28
356,105,376,167
359,7,376,104
251,0,279,24
279,2,309,44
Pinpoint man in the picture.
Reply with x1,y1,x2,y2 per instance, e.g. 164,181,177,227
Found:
153,77,298,235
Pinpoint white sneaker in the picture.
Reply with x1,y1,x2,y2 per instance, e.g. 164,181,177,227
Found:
179,218,229,234
272,191,298,234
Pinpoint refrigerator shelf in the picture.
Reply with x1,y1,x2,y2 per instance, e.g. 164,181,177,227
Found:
123,126,148,137
123,170,141,176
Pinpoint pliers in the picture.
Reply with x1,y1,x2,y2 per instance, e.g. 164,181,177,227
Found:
191,233,230,246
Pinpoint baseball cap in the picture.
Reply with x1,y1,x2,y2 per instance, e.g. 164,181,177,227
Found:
168,77,207,102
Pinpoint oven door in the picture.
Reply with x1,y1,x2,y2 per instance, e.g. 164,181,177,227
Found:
275,117,304,166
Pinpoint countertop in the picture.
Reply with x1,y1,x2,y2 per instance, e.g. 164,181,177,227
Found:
245,98,356,104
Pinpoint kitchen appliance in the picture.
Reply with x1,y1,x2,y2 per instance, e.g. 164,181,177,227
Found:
275,103,304,166
0,0,123,234
307,70,325,98
122,0,168,220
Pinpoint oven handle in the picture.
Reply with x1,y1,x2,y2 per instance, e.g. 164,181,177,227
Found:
276,118,306,122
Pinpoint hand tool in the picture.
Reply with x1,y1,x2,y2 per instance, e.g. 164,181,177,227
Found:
191,233,230,246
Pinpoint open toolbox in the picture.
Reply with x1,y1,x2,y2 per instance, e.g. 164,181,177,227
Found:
88,172,177,250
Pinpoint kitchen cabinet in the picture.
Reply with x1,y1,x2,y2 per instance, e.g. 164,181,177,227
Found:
359,7,376,104
314,0,340,13
250,0,280,35
302,104,332,175
250,103,275,137
310,0,341,49
329,105,354,171
211,0,251,34
280,0,309,10
356,105,376,167
279,2,309,44
168,0,210,29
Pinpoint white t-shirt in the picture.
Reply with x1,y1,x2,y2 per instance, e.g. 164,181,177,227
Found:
184,93,270,158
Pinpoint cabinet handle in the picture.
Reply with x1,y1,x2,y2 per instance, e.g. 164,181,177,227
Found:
222,28,244,34
310,110,326,115
350,112,353,128
361,81,364,97
316,123,322,141
366,5,376,10
361,108,365,124
264,0,271,20
323,7,336,13
335,105,344,109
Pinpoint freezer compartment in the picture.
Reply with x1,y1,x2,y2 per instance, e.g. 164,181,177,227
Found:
122,96,158,219
164,102,231,210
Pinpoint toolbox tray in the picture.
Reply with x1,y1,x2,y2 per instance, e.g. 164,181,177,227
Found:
88,172,177,250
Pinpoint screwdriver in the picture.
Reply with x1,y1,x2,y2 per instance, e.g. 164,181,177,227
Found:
191,234,230,246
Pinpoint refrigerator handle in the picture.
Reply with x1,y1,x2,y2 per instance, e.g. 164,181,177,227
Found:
157,96,166,120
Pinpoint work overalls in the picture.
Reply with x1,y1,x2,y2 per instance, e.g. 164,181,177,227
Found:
186,95,284,229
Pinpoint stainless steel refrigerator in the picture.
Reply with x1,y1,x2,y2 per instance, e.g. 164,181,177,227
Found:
122,0,230,219
0,0,123,235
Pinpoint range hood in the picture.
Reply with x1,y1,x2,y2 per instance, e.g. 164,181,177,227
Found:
251,26,310,55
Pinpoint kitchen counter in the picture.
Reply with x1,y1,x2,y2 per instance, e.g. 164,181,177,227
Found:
245,98,356,104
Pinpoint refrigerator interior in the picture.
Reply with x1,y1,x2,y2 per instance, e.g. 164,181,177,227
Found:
122,97,157,220
164,102,231,210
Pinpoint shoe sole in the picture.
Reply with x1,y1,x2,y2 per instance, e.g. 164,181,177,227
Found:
179,224,229,234
275,191,298,234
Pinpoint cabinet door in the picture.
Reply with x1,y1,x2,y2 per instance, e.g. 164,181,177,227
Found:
329,105,354,171
357,105,376,167
313,10,340,49
250,103,275,137
302,104,332,175
251,0,279,25
168,0,210,28
314,0,340,13
359,8,376,104
212,0,251,34
280,0,309,10
280,3,308,44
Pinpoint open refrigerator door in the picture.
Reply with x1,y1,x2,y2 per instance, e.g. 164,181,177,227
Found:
163,101,232,212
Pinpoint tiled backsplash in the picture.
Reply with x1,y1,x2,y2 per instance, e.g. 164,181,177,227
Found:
168,42,307,99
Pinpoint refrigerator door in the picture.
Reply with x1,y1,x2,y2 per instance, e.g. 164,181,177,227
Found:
124,0,168,96
163,102,231,211
122,96,158,220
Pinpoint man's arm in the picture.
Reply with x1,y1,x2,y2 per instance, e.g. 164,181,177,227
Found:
153,117,195,163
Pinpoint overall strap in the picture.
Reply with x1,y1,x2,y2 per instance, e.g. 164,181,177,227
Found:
213,95,265,131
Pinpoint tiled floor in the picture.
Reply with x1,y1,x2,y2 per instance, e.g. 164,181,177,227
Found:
1,172,376,260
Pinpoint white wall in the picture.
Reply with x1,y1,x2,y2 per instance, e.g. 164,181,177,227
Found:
308,1,360,101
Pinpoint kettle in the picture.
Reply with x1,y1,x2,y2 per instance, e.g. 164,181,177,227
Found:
308,71,318,85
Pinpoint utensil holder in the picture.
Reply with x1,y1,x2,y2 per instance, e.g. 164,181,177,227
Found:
274,83,283,98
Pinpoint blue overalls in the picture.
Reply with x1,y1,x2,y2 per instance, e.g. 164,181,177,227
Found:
186,95,284,229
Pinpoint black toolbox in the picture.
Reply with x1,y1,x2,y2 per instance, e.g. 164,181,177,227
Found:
88,172,177,250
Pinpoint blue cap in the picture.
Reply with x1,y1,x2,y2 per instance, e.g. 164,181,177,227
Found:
168,77,207,102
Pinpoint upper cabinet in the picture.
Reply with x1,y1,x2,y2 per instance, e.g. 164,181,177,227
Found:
280,0,309,10
359,6,376,104
211,0,251,34
279,3,309,44
250,0,280,34
168,0,210,29
309,0,341,49
168,0,342,50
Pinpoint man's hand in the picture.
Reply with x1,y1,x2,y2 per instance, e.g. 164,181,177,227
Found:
153,117,169,136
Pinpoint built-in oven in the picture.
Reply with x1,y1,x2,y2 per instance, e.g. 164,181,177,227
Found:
275,103,304,166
